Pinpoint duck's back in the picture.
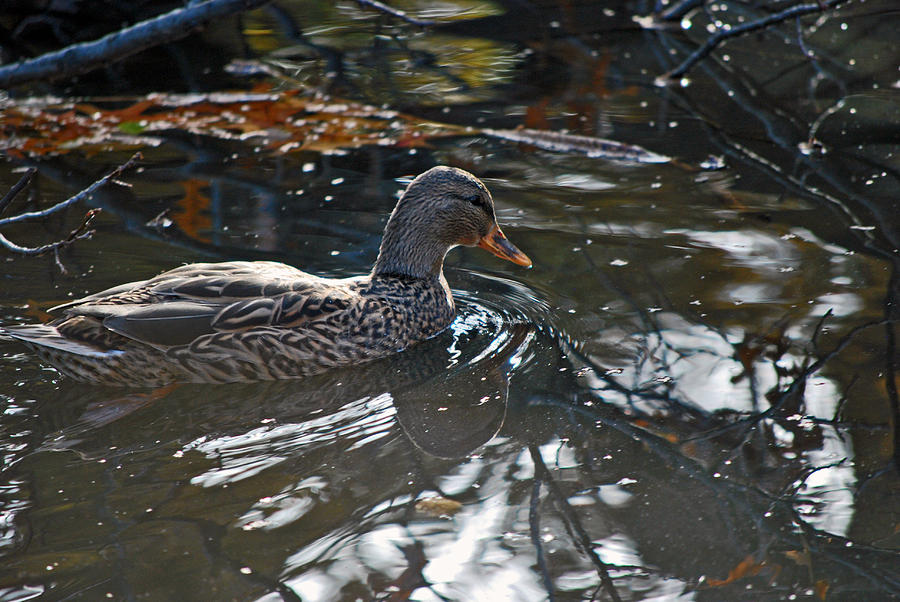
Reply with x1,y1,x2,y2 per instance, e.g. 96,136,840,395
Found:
3,261,455,385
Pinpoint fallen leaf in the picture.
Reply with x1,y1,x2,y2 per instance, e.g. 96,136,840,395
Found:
707,555,764,587
415,496,462,518
785,549,812,569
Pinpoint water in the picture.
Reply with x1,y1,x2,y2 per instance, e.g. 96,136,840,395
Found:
1,1,899,600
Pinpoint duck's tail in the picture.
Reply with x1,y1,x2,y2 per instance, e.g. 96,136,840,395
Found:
1,324,123,358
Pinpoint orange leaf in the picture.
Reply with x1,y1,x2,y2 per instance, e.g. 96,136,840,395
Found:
785,549,812,569
171,179,212,242
707,555,764,587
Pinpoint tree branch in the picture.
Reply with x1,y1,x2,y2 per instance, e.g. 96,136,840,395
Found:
529,445,622,602
529,473,555,600
658,0,854,83
0,152,142,228
0,208,100,258
0,0,273,88
0,168,36,215
0,153,141,269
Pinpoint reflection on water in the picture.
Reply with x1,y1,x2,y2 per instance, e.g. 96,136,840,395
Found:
2,0,900,599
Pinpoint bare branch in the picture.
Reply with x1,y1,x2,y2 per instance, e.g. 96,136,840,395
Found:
658,0,704,22
657,0,854,83
529,445,622,602
0,168,36,215
0,153,141,269
0,208,100,257
529,474,554,599
0,152,142,228
0,0,274,88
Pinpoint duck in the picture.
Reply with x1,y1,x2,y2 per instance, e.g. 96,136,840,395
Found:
1,166,531,386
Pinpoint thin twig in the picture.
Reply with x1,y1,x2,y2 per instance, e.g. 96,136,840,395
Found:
2,208,98,273
354,0,434,27
529,445,622,602
684,318,887,443
659,0,853,82
658,0,704,22
810,308,834,350
0,152,142,228
0,208,101,257
0,168,36,215
529,473,555,600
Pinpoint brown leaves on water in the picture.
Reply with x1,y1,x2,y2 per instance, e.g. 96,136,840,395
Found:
707,553,831,600
2,88,669,164
1,89,457,159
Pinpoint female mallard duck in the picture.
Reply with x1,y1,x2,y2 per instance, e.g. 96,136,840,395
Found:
2,166,531,386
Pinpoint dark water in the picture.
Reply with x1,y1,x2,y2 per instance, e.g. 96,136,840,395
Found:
1,1,899,600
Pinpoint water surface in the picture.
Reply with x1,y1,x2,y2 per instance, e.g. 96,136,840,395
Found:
1,1,898,600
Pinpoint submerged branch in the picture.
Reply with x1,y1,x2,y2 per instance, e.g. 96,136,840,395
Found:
529,474,554,599
529,445,622,602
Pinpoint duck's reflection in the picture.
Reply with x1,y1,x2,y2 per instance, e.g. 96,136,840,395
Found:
32,316,532,464
393,326,530,459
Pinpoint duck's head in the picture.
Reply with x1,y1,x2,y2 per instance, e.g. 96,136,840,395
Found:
374,166,531,279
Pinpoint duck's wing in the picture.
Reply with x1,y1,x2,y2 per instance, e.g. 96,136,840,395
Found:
50,261,312,311
48,261,356,350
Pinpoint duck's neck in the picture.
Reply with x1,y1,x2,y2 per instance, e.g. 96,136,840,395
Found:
372,213,451,280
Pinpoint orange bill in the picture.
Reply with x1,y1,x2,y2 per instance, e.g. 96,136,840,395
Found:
477,224,532,267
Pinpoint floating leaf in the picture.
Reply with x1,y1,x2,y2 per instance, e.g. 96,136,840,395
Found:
785,548,812,569
0,91,461,158
415,495,463,517
118,121,147,134
707,555,764,586
2,92,667,165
